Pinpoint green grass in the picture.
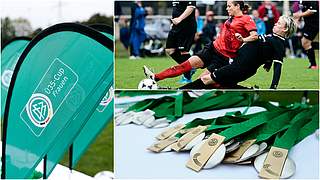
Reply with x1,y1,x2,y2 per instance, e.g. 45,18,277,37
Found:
60,121,113,176
115,56,206,88
116,41,319,89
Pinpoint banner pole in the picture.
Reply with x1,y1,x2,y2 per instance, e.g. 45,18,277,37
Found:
43,155,47,179
69,144,73,171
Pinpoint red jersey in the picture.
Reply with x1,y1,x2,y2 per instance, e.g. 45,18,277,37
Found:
214,15,257,58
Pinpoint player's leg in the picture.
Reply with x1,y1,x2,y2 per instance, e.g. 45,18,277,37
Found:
165,31,186,63
197,69,210,78
165,48,190,64
165,47,194,83
178,27,197,83
179,51,193,82
302,37,317,68
179,79,211,89
130,33,140,58
165,31,191,82
301,24,318,69
144,55,204,81
179,29,197,83
200,42,260,87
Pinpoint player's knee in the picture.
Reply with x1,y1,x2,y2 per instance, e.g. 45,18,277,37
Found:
165,49,176,56
302,38,312,49
189,56,204,68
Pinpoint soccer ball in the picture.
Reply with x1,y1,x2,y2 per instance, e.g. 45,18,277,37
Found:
94,171,114,179
138,79,158,90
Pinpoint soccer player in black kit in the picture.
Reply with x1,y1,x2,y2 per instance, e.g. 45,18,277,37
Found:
181,16,297,89
293,0,319,69
164,0,197,83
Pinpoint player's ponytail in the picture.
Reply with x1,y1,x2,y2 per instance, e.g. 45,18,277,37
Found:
233,1,251,14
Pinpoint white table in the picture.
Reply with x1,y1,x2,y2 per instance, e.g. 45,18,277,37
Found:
115,96,319,179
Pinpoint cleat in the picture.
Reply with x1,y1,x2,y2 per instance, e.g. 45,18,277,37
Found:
308,65,318,69
143,65,155,80
178,76,192,84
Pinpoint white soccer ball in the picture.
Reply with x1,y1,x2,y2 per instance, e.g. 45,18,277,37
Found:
94,171,114,180
138,79,158,90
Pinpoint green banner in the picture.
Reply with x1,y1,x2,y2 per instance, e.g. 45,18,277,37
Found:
72,97,114,167
1,23,113,178
45,83,113,178
90,24,113,39
1,37,31,119
45,25,114,177
72,25,114,168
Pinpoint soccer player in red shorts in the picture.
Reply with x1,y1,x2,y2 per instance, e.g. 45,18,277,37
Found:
181,16,297,89
144,0,258,85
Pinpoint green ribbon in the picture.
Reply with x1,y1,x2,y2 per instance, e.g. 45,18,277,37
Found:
273,105,319,150
295,109,319,144
183,92,252,114
219,110,290,142
241,106,314,145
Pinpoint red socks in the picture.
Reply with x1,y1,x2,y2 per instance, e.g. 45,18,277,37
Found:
155,61,192,81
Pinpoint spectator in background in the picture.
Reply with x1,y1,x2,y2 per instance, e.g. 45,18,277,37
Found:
251,10,266,35
119,16,130,52
285,1,305,59
293,0,319,69
258,0,280,34
202,11,217,45
193,8,204,54
129,1,147,59
195,8,204,33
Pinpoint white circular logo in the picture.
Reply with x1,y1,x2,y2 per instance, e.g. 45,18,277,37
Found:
26,93,53,127
99,87,114,106
1,69,13,88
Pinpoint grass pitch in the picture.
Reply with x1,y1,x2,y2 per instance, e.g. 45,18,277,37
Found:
116,41,319,89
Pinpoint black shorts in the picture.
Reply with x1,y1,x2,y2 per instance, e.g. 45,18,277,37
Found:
210,41,262,86
302,23,319,41
195,42,229,70
165,24,196,51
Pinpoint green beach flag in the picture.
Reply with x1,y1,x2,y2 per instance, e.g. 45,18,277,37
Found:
72,24,114,167
44,25,114,177
1,37,31,119
90,24,114,39
72,96,114,167
1,23,113,178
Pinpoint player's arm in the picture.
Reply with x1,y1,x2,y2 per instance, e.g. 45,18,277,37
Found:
243,31,258,43
172,4,196,25
293,2,318,19
235,16,259,42
236,31,258,43
269,60,283,89
293,9,317,19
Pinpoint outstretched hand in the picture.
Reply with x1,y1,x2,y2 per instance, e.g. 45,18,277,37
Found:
235,33,244,42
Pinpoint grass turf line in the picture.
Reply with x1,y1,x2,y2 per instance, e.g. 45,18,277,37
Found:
116,56,319,89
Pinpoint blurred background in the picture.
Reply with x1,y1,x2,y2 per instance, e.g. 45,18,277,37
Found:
1,0,113,45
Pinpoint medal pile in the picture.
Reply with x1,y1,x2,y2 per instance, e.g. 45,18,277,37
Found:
147,103,319,179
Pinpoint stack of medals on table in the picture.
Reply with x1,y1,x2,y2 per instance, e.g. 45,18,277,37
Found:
147,102,318,179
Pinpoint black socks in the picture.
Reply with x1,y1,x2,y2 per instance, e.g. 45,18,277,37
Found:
306,47,316,66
